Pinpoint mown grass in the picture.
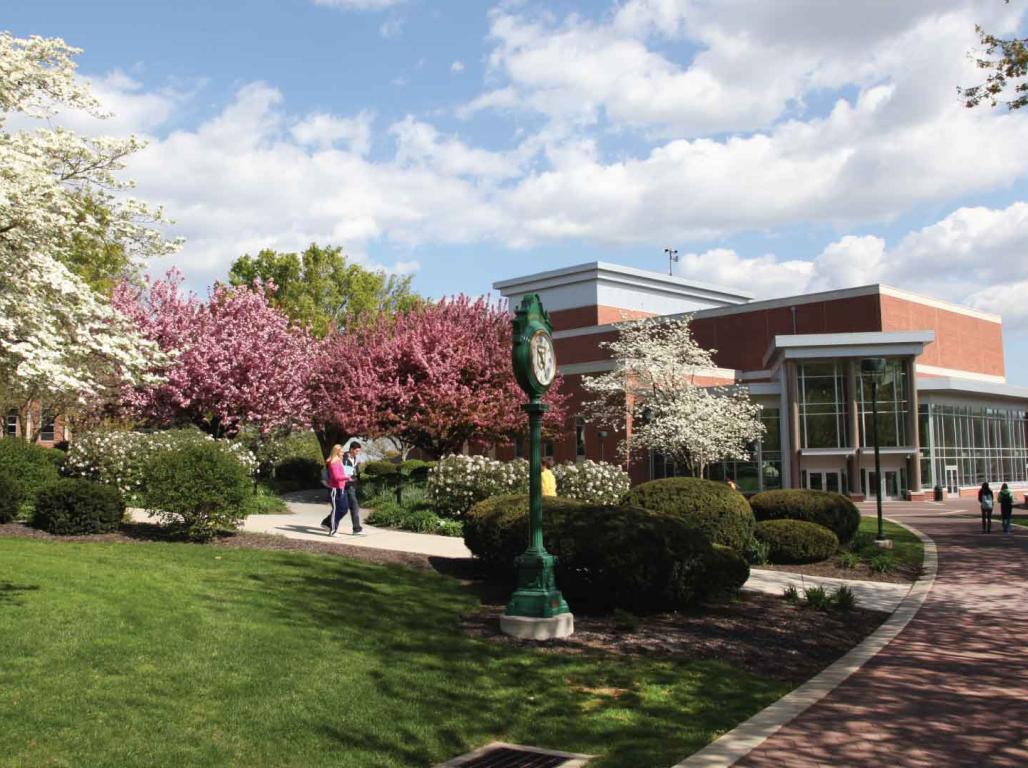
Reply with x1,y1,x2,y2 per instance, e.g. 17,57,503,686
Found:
0,539,789,768
842,516,925,575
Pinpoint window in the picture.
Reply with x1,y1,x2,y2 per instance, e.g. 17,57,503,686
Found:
543,440,554,458
575,417,586,459
697,407,782,493
858,359,908,447
4,410,16,438
798,363,847,448
39,408,56,443
923,402,1028,487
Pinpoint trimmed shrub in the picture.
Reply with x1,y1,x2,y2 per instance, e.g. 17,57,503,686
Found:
465,494,714,613
399,459,436,483
0,475,25,523
274,457,322,489
756,519,839,564
427,455,529,518
32,478,125,535
369,497,463,537
141,442,251,540
625,476,756,551
65,428,257,499
749,489,860,544
553,459,631,503
0,438,62,509
701,544,750,601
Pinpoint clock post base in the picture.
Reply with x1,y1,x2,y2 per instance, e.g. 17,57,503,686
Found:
500,613,574,640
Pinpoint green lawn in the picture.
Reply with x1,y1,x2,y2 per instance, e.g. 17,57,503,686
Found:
1012,515,1028,528
844,517,925,575
0,539,788,768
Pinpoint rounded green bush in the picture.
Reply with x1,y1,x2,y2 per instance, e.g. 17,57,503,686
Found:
361,460,399,477
625,477,756,551
0,438,61,508
32,478,125,535
141,442,251,540
399,459,435,483
0,475,24,523
756,519,839,564
749,489,860,544
701,544,750,601
465,494,714,613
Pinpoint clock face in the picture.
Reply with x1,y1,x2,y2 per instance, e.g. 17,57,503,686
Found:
529,330,556,387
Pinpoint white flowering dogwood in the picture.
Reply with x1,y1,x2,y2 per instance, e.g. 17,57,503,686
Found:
427,454,529,518
553,459,630,503
0,33,176,431
65,428,257,499
581,315,764,477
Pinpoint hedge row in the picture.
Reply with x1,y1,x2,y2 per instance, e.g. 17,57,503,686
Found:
750,489,860,543
756,519,839,564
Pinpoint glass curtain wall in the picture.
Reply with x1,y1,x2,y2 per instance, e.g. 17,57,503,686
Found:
682,407,782,492
921,403,1028,487
798,362,848,448
858,359,908,447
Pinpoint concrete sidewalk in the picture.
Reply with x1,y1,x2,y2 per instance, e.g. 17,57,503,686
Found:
743,568,909,612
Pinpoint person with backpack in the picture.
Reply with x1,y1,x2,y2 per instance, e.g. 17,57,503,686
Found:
323,444,349,536
978,481,994,533
998,482,1015,534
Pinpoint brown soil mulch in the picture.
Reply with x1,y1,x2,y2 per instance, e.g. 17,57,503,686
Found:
463,595,888,683
760,557,920,584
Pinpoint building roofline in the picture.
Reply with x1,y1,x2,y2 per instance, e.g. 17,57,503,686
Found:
762,330,936,368
492,261,754,304
687,283,1001,324
917,377,1028,402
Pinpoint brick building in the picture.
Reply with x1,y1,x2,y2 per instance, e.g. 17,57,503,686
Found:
495,262,1028,501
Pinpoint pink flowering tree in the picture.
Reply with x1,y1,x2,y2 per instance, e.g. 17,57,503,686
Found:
114,271,315,437
311,296,568,458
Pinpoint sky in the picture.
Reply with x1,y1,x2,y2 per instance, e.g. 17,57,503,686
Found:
9,0,1028,382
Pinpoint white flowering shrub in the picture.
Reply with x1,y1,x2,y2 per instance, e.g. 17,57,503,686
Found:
65,428,257,499
427,455,529,518
554,460,631,503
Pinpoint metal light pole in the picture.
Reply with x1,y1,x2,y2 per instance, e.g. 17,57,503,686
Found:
861,357,887,541
598,430,608,462
664,247,679,276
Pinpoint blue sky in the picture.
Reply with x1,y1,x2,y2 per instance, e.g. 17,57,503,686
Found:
9,0,1028,381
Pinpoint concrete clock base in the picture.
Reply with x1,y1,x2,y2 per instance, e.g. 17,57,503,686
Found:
500,613,574,640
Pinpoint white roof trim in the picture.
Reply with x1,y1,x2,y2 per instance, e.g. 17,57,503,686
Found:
557,360,737,380
917,377,1028,402
763,331,935,367
492,261,753,303
915,364,1005,384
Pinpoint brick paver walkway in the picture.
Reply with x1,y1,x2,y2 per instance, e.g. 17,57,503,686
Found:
735,500,1028,768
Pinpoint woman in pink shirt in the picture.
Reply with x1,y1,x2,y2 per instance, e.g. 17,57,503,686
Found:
325,444,349,536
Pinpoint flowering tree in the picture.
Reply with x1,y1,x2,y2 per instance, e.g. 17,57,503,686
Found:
114,271,315,438
0,34,175,437
311,296,568,457
581,316,764,477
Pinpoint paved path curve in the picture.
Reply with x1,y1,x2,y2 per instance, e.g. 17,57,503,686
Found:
731,499,1028,768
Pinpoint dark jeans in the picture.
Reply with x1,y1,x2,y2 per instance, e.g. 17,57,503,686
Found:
345,484,362,533
981,507,993,532
330,487,348,533
1001,512,1012,533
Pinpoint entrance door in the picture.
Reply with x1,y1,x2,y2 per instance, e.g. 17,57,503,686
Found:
945,465,959,496
807,471,841,493
865,469,905,500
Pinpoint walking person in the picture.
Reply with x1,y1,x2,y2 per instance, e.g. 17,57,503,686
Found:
978,481,994,534
324,445,349,536
540,457,557,498
998,482,1015,534
343,441,365,536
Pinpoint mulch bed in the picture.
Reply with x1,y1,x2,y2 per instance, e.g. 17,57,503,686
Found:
462,595,887,683
760,557,920,584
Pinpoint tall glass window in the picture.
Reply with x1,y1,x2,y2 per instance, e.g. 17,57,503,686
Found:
684,406,782,492
924,402,1028,487
3,410,16,438
39,408,56,443
575,417,586,459
798,363,847,448
858,359,908,447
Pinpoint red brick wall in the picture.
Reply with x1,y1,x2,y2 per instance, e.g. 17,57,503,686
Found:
880,295,1005,378
548,305,654,332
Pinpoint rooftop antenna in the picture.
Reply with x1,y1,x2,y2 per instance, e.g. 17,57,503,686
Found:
664,247,679,276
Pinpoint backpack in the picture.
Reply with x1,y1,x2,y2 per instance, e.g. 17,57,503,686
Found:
981,494,993,512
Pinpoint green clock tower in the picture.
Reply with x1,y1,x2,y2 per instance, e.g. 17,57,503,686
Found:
500,294,574,640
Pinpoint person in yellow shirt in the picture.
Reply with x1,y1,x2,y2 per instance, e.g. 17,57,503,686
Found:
541,457,557,497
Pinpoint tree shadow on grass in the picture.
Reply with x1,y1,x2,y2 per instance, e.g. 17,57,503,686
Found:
0,581,40,606
233,554,784,767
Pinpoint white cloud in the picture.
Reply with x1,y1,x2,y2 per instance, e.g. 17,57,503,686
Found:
379,16,404,39
450,60,464,73
390,116,523,179
290,110,374,155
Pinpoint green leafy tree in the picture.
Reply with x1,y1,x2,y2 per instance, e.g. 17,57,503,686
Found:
227,243,421,336
62,194,138,296
961,2,1028,111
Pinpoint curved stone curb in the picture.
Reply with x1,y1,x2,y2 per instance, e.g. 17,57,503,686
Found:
671,518,938,768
